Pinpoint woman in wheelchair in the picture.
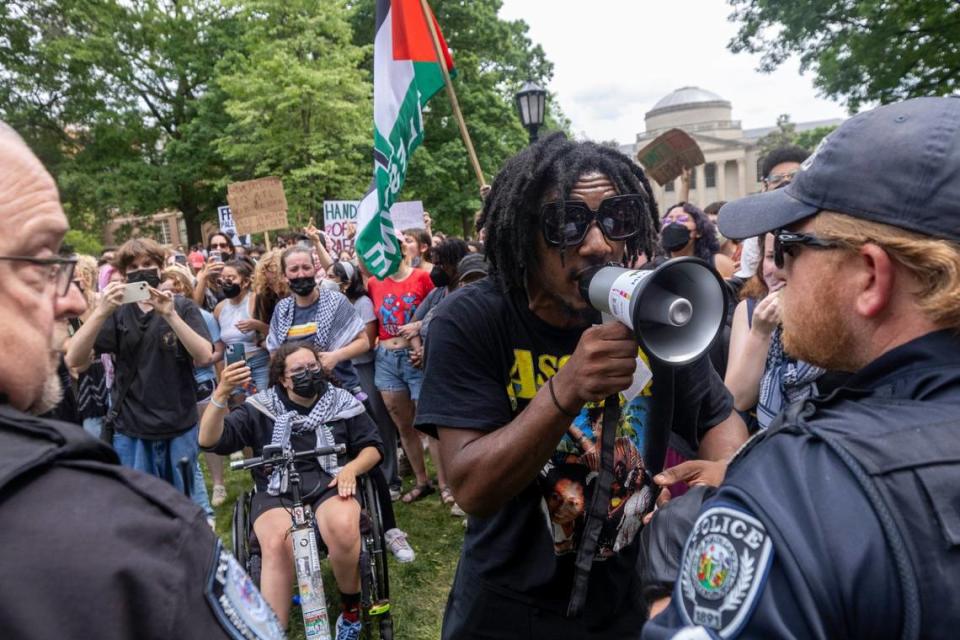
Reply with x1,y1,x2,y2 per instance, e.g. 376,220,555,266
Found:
200,343,383,637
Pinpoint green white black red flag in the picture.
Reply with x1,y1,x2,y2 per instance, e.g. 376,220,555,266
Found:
355,0,454,277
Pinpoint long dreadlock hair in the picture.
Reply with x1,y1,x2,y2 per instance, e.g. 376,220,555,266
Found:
480,132,660,293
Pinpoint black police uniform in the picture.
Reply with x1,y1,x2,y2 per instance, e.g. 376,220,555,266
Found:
0,404,285,640
643,329,960,639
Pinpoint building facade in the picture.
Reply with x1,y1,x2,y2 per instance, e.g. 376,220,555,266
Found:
623,87,842,210
102,209,189,249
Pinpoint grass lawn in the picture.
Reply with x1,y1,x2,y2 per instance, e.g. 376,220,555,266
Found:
209,457,463,639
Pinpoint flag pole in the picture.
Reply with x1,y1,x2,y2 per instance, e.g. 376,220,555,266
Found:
418,0,486,189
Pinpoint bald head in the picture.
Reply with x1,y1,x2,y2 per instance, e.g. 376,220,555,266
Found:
0,121,76,412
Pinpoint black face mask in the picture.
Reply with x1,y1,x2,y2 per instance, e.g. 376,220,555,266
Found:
430,265,450,288
290,369,328,398
221,282,242,299
127,268,161,288
288,276,316,297
661,223,692,252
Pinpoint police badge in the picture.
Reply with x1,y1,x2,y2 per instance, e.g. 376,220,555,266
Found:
677,505,774,638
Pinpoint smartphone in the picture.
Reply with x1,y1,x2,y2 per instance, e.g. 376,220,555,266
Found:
174,254,187,266
121,281,151,304
209,251,223,263
225,343,246,366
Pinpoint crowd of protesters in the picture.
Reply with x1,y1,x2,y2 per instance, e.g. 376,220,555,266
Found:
5,96,960,640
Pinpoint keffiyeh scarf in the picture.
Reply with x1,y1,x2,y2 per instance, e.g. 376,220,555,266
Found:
757,327,825,429
246,385,364,495
266,288,365,353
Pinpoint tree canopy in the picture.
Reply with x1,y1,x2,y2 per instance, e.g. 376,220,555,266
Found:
0,0,561,243
727,0,960,112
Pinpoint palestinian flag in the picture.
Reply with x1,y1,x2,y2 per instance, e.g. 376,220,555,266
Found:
355,0,454,277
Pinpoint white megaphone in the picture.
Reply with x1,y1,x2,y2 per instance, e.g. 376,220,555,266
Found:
579,257,727,365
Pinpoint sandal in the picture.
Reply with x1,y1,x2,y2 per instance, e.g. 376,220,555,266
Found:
440,486,456,506
401,483,435,504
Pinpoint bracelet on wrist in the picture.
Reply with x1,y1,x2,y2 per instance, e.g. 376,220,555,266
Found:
548,376,580,418
210,396,228,410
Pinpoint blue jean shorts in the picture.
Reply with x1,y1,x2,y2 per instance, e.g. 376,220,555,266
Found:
374,345,424,401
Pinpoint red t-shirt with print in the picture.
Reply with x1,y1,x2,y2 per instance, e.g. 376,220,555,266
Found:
367,268,435,340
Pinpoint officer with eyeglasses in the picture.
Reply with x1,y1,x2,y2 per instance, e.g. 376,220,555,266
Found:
0,121,283,639
643,97,960,639
413,133,748,639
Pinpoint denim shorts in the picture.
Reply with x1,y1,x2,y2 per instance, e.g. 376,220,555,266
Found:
374,345,424,401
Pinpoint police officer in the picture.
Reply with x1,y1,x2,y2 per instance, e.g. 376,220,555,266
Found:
0,122,284,639
643,97,960,639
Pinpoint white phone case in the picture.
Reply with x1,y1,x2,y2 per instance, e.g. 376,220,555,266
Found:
121,282,151,304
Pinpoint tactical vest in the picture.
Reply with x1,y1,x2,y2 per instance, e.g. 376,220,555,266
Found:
0,404,119,495
753,393,960,640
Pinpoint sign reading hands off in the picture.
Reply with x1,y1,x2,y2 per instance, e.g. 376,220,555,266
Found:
227,177,289,235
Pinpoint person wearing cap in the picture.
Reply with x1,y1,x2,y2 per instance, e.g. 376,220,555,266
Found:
455,252,489,287
643,96,960,639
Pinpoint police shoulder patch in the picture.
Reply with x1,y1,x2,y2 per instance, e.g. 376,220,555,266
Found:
676,503,774,639
205,542,285,640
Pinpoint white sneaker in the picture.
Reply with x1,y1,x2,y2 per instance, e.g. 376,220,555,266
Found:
389,487,402,502
450,502,466,517
384,528,415,563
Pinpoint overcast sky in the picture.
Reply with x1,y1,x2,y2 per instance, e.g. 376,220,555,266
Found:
498,0,848,144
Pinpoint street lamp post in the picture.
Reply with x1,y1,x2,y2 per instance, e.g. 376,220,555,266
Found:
515,81,547,144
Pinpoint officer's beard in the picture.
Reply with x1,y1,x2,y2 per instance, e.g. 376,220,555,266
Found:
781,279,859,372
27,323,67,416
27,372,63,416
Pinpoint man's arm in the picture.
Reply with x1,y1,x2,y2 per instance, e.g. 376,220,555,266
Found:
697,410,748,461
438,322,639,517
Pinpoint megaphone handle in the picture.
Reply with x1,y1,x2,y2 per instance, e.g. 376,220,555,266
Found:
567,393,620,617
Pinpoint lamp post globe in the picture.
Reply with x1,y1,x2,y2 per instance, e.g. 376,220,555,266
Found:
515,81,547,144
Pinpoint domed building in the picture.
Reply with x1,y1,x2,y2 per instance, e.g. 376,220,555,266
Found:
627,86,841,210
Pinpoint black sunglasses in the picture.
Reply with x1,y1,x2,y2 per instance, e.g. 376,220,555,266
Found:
540,194,646,247
773,230,843,268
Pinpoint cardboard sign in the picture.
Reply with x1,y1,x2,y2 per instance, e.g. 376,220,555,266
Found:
322,200,359,256
216,206,251,246
227,177,289,235
636,129,705,187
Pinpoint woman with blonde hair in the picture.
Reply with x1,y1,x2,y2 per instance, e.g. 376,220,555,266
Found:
252,248,288,327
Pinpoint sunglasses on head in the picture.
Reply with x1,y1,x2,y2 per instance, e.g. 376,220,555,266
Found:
773,230,843,268
540,194,646,247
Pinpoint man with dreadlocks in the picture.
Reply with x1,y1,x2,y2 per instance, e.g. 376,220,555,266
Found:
415,133,747,639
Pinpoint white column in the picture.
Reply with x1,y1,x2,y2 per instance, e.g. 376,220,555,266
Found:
737,158,747,197
695,164,707,207
717,160,727,201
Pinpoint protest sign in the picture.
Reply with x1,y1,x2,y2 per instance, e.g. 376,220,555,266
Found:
322,200,425,256
226,177,289,235
323,200,359,256
390,201,425,234
216,205,251,247
636,129,705,187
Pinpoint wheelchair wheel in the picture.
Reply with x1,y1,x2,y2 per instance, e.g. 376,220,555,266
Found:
360,476,392,637
231,492,251,569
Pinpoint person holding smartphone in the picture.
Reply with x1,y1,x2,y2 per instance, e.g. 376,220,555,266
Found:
193,230,237,312
214,259,269,397
65,237,215,491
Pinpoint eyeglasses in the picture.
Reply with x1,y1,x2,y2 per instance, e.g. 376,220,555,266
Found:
540,194,646,247
0,254,77,296
210,242,230,249
773,230,843,268
286,363,321,378
763,168,799,190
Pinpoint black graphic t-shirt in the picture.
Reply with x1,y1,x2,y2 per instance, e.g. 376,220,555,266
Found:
416,278,733,624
